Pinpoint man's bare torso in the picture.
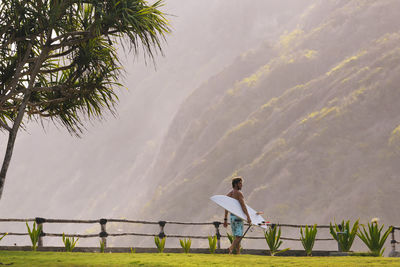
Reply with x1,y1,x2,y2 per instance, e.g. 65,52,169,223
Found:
227,189,243,201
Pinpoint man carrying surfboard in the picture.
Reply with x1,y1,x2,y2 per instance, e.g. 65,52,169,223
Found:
223,176,251,254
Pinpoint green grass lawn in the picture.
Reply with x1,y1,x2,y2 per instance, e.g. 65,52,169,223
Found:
1,251,400,266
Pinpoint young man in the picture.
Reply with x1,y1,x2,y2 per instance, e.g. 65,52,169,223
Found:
223,176,252,254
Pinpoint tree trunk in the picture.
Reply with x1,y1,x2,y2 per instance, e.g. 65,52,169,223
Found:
0,37,50,200
0,93,29,199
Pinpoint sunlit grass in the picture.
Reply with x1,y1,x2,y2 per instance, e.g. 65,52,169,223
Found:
1,251,400,266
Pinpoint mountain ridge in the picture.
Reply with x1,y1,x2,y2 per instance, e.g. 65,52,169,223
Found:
140,0,400,229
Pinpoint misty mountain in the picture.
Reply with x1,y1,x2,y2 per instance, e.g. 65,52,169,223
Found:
0,0,312,246
2,0,399,252
138,0,400,242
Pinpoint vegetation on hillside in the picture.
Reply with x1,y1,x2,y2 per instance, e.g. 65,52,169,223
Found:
140,0,400,240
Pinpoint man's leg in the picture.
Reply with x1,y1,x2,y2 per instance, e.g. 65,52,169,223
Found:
228,238,236,254
235,236,241,254
229,237,237,254
234,219,244,254
229,236,241,254
229,215,244,254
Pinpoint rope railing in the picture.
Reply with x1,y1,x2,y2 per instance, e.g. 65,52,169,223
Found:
0,218,333,227
1,218,398,252
277,223,331,229
0,218,332,227
0,231,333,242
0,218,35,222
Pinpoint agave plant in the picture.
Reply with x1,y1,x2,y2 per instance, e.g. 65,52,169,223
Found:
329,220,359,252
99,240,105,253
0,233,7,242
264,225,290,256
154,236,166,253
357,222,392,256
208,235,217,254
179,238,191,253
26,222,42,251
62,233,79,252
300,224,317,256
226,232,234,244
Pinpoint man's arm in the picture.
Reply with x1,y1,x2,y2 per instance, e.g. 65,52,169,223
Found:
238,192,252,224
223,209,228,227
224,191,233,228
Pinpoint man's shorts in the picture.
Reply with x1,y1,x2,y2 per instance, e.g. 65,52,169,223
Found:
230,214,244,237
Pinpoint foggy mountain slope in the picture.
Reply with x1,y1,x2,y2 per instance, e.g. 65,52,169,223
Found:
0,0,313,241
141,0,400,228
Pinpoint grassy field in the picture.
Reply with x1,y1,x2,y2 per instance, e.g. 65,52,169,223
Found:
1,251,400,266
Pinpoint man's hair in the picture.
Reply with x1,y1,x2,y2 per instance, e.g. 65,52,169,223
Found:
232,176,243,188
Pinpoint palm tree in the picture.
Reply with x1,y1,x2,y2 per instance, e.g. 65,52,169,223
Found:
0,0,170,199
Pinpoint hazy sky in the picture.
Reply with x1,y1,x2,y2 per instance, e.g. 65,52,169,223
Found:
0,0,304,218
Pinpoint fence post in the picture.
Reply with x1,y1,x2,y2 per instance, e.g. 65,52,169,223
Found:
35,217,46,248
391,227,396,254
336,223,347,252
99,218,108,248
158,221,166,239
213,221,221,249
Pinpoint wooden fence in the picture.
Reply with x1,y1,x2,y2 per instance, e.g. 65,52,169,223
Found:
0,218,399,254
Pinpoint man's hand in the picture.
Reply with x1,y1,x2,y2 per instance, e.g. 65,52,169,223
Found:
247,216,252,225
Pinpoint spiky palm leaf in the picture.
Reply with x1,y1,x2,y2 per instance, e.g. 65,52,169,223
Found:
208,235,217,254
26,221,42,251
99,240,105,253
154,236,166,253
0,0,170,199
329,220,359,252
62,233,79,252
264,225,289,256
0,233,7,242
179,238,191,253
300,224,317,256
357,223,392,256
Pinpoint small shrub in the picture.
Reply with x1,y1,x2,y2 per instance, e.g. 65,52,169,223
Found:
300,224,317,256
264,225,289,256
62,233,79,252
208,235,217,254
226,232,234,244
179,238,191,253
357,222,392,256
329,220,359,252
154,236,166,253
130,247,136,253
99,240,105,253
0,233,7,242
26,222,42,251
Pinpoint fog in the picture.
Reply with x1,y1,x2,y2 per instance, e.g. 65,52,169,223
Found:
1,0,399,254
0,0,311,247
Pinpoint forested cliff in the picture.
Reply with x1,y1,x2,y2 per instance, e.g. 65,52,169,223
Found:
140,0,400,228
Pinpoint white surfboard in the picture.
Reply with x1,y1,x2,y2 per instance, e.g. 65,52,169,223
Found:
211,195,270,229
